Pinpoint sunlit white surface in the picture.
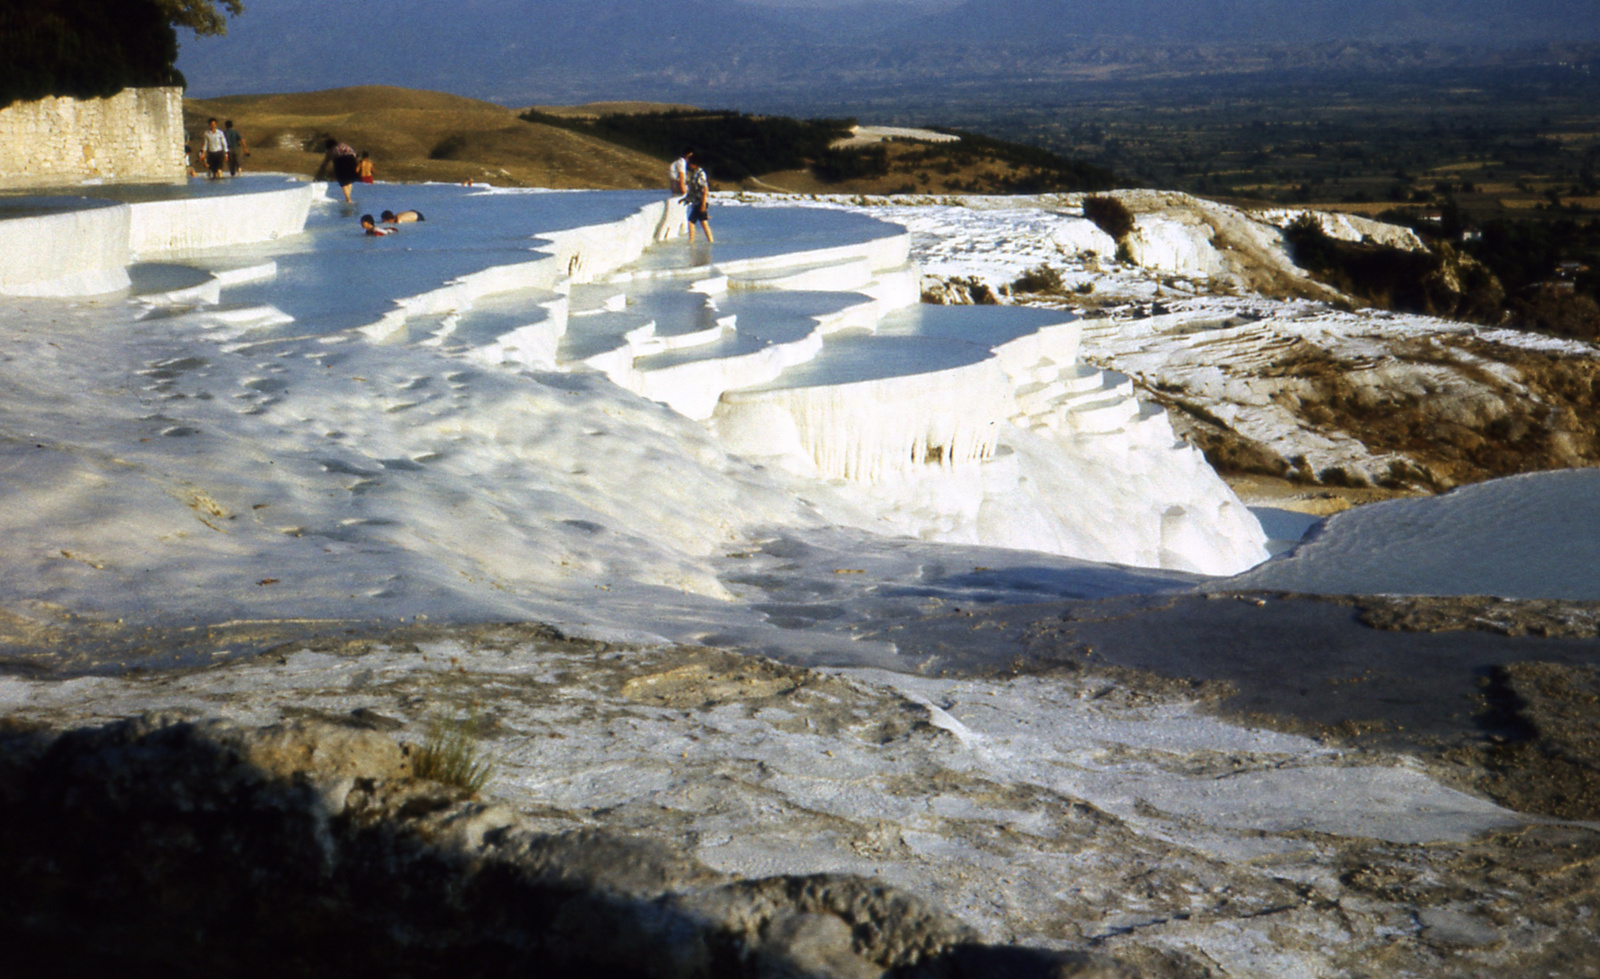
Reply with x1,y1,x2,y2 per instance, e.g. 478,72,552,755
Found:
0,180,1272,656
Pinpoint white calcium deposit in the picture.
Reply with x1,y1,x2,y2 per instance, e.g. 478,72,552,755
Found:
0,178,1274,649
755,189,1600,495
5,179,1596,978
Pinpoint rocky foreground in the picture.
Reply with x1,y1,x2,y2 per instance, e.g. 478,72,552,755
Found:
3,711,1119,979
5,618,1600,978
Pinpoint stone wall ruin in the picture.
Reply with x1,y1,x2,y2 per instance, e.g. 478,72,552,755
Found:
0,87,185,189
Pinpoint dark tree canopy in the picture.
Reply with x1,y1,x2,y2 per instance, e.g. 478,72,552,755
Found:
155,0,244,37
0,0,242,106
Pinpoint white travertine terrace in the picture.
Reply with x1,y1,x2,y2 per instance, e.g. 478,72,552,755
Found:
0,179,315,295
0,179,1267,576
126,182,313,257
0,197,132,296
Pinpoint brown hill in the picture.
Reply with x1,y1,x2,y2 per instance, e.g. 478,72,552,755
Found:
184,86,670,189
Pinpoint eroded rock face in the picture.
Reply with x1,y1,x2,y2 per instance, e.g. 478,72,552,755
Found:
0,712,1125,979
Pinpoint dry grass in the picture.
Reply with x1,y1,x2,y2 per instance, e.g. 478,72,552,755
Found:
184,88,1098,195
410,715,495,794
185,85,669,189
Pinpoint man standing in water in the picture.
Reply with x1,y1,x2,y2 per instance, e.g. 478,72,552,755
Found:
683,157,713,245
314,138,361,204
223,120,246,176
200,118,228,180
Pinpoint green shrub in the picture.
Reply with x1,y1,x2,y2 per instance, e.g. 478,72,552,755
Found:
520,109,854,181
1082,195,1135,242
428,134,469,160
1011,265,1064,294
411,716,495,794
812,145,890,183
906,129,1118,193
1284,214,1512,321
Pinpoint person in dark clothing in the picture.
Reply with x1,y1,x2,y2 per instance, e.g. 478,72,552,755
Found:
224,120,246,176
315,138,360,204
682,158,713,244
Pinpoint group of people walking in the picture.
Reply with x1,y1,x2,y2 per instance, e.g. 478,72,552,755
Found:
194,118,247,180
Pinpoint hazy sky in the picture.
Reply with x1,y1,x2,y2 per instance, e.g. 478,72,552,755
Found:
745,0,959,8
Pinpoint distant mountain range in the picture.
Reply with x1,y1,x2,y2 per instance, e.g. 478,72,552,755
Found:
905,0,1600,46
176,0,1600,106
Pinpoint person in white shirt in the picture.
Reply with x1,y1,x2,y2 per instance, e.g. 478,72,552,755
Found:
201,119,229,180
668,148,692,195
666,149,694,239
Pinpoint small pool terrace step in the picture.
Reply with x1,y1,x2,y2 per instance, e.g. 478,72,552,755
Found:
432,288,566,366
129,260,280,307
140,301,296,338
128,264,223,305
1011,363,1118,418
631,327,826,420
715,290,882,342
1051,392,1142,434
1051,370,1135,411
556,288,733,381
557,310,657,373
1070,402,1180,445
618,290,727,347
726,257,876,294
1012,366,1141,435
567,282,631,316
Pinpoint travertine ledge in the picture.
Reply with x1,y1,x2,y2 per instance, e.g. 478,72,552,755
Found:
0,712,1130,979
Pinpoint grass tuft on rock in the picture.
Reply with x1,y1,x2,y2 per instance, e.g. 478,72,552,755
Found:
411,716,495,793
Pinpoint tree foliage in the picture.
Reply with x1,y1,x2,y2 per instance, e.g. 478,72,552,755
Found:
522,109,854,182
1285,215,1507,322
1082,195,1136,241
0,0,242,106
154,0,244,37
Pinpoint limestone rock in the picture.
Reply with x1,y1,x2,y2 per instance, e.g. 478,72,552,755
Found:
0,712,1123,979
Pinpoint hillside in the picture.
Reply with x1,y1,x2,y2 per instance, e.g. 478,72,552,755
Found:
519,108,1117,195
184,86,669,189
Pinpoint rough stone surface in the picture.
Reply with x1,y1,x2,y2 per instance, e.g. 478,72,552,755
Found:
7,628,1600,976
0,711,1129,979
0,88,185,189
1357,595,1600,639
